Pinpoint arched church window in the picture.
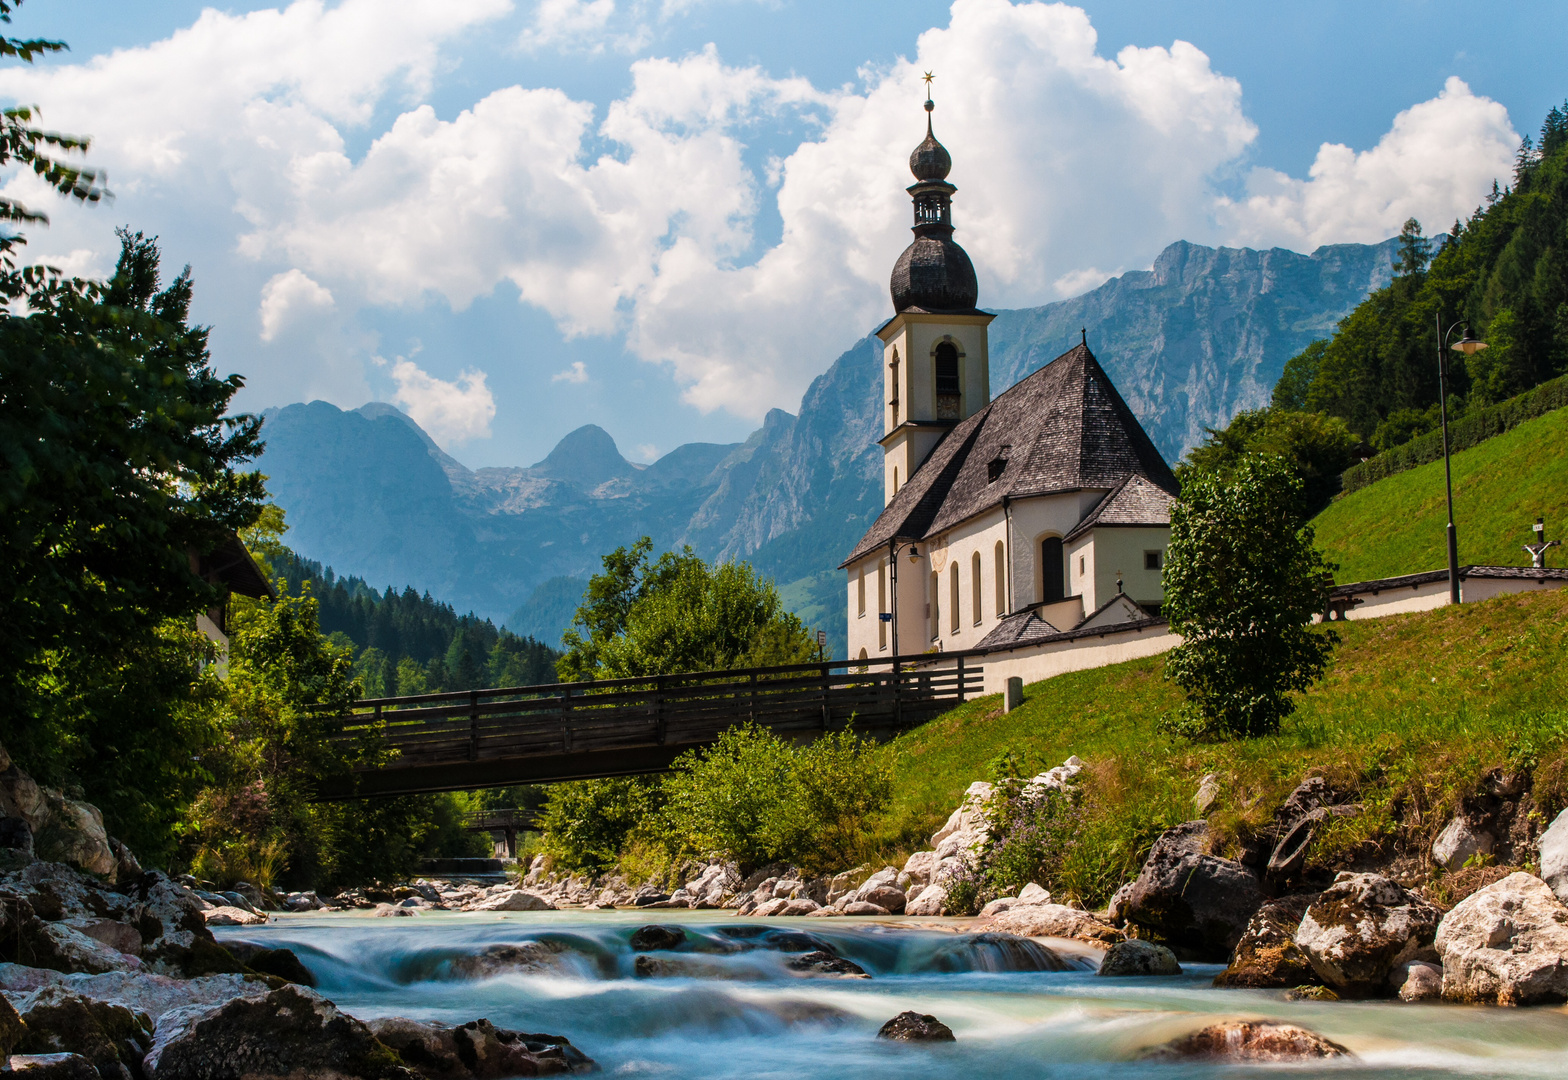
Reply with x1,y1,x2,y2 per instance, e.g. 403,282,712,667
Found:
1041,536,1065,603
971,551,981,625
994,541,1006,615
949,562,959,634
857,564,866,616
934,342,961,420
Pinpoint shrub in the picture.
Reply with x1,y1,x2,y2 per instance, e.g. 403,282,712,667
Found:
538,778,665,875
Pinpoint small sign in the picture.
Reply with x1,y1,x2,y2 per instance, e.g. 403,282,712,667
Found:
879,612,892,622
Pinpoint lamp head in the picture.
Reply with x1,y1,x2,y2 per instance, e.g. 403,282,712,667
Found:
1451,336,1488,355
906,545,921,564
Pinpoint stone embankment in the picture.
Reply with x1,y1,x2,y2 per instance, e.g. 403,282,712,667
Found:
0,744,594,1079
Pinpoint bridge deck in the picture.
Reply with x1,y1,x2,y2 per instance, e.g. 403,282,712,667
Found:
315,653,982,798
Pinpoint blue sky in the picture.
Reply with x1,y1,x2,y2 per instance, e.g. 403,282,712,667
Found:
4,0,1561,468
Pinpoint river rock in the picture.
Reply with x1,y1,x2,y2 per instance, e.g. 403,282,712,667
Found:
1394,960,1444,1002
470,889,553,913
13,986,152,1080
629,925,685,952
1121,822,1264,959
203,907,267,927
1432,817,1493,869
1434,871,1568,1005
142,984,417,1080
2,1054,101,1078
118,870,244,977
857,886,907,914
1295,873,1440,997
0,968,271,1024
1536,807,1568,903
978,903,1121,945
443,942,569,981
1021,757,1084,800
839,901,888,916
1097,939,1180,976
779,899,820,916
930,782,993,848
684,863,741,909
1212,894,1319,989
876,1012,955,1042
1148,1021,1351,1061
904,885,946,917
0,994,23,1057
1193,773,1221,816
900,852,935,889
365,1017,593,1078
222,944,316,987
785,951,868,978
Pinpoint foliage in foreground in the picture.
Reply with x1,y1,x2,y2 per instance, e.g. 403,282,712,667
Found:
1161,454,1338,738
540,724,893,878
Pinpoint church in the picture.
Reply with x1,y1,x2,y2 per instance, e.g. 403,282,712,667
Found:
842,94,1179,662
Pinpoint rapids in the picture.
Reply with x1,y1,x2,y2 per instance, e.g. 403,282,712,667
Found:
217,911,1568,1078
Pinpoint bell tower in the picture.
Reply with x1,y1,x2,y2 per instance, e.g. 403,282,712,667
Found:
878,77,993,506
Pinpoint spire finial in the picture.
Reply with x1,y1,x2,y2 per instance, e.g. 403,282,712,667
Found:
1080,327,1087,346
923,71,935,131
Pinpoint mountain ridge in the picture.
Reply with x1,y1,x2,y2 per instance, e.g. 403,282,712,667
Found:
256,237,1398,654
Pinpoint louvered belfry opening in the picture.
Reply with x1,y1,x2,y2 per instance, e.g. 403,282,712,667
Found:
935,341,961,419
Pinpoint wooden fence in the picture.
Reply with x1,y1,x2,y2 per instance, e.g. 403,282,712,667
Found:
314,652,983,799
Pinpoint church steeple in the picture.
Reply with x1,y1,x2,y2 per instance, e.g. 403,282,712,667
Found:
890,79,978,313
877,77,994,508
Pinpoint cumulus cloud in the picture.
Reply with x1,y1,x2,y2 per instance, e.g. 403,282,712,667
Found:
0,0,1523,424
385,358,497,445
552,360,590,383
1220,76,1518,249
259,268,335,341
518,0,622,51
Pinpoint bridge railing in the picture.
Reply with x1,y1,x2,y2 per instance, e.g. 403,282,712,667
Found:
315,651,984,797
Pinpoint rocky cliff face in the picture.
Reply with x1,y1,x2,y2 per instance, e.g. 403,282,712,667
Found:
256,239,1396,653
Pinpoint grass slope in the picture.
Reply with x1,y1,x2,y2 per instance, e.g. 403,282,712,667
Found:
877,588,1568,906
1311,405,1568,583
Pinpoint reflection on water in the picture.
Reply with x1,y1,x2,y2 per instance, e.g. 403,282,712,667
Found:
216,910,1568,1079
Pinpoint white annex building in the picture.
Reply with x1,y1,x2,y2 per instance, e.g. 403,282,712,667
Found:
841,97,1179,665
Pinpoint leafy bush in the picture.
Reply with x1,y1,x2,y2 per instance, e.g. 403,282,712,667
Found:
1162,454,1338,738
538,778,665,876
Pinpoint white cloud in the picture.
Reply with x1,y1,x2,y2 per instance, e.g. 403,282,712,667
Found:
635,442,658,461
518,0,621,51
385,358,497,445
259,268,335,341
1220,76,1518,249
552,360,590,383
0,0,1523,426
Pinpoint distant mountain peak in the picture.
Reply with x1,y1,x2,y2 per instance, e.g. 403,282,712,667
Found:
530,423,636,487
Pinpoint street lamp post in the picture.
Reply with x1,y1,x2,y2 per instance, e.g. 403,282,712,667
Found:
886,540,923,656
1436,313,1488,605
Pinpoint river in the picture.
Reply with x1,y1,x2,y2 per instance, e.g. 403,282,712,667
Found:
217,910,1568,1078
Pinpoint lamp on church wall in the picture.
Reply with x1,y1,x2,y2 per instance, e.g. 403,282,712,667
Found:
885,541,924,658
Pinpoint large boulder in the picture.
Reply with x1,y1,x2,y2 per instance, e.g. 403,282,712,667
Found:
1213,894,1319,989
1294,873,1440,997
0,993,23,1057
1120,822,1264,958
904,884,946,917
0,969,272,1026
470,889,553,913
141,985,417,1080
1537,807,1568,903
976,904,1121,945
365,1017,594,1078
1432,817,1493,870
875,1012,954,1042
0,752,114,880
116,871,244,978
1097,939,1180,977
13,986,153,1080
1147,1021,1350,1062
1434,871,1568,1005
2,1054,102,1078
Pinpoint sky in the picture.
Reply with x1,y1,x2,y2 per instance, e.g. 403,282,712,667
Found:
2,0,1562,468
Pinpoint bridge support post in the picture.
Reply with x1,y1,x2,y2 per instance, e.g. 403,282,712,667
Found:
504,826,517,860
468,691,479,761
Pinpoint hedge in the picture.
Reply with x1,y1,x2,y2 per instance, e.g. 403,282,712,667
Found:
1341,374,1568,495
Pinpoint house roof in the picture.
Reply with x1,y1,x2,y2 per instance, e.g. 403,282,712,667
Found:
1328,564,1568,598
976,605,1167,652
1062,474,1177,543
842,342,1178,566
194,533,276,601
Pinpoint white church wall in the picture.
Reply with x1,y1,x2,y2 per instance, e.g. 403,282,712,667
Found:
1007,492,1103,607
980,621,1180,694
1083,526,1170,608
921,508,1008,652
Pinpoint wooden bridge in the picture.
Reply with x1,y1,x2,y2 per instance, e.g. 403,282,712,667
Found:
314,652,983,799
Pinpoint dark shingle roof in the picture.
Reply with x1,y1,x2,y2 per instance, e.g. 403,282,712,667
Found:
842,342,1178,566
1328,564,1568,597
1063,475,1176,542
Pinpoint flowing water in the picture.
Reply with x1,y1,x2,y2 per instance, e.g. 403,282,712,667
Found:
217,911,1568,1079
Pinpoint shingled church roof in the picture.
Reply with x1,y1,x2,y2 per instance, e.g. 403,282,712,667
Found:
841,342,1177,567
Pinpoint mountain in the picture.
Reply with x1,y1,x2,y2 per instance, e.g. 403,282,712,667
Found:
256,238,1397,656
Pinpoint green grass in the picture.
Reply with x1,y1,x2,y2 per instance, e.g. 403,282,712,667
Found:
1312,405,1568,583
875,588,1568,905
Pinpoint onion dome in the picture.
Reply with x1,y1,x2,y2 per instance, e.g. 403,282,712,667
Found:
890,94,978,313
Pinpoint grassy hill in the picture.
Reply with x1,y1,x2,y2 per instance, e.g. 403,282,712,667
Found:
1311,404,1568,583
875,588,1568,906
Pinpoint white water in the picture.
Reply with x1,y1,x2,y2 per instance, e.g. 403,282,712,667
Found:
216,911,1568,1078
